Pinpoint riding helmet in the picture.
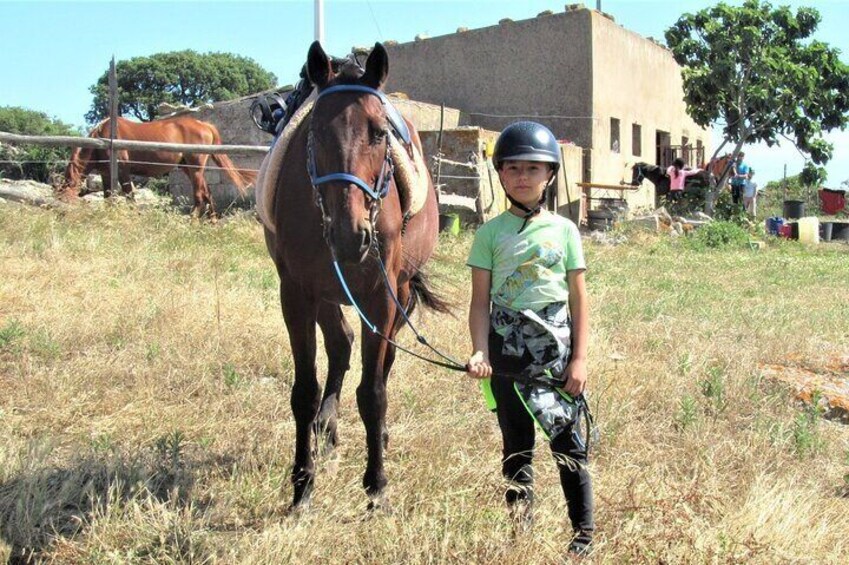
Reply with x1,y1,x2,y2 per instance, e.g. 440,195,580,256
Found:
492,121,561,175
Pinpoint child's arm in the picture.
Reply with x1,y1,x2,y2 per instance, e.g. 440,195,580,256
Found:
467,267,493,379
563,269,588,396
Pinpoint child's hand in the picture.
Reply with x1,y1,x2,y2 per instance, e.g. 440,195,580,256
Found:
562,358,587,396
466,351,492,379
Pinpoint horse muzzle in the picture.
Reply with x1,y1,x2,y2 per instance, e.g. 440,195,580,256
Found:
327,221,373,264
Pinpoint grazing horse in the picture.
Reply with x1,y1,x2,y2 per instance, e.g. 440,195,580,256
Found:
60,116,256,216
262,41,444,510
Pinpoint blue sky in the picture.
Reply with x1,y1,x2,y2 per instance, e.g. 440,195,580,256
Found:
1,0,847,185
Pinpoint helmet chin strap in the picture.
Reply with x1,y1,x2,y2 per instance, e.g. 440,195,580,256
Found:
501,176,555,233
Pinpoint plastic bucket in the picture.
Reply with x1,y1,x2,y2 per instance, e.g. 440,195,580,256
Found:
765,217,784,235
438,213,460,235
587,209,615,231
798,217,819,244
832,222,849,241
783,200,806,219
778,224,793,238
820,221,833,242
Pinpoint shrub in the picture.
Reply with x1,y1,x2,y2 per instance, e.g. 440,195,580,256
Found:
0,106,80,183
685,220,751,250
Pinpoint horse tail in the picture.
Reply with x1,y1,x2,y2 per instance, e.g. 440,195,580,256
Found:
209,127,257,195
407,271,452,316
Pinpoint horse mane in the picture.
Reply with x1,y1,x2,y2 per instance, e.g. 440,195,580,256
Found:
87,117,112,137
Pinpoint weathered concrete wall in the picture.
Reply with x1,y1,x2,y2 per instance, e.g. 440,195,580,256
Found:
384,8,594,148
588,11,712,211
419,126,501,223
555,143,585,222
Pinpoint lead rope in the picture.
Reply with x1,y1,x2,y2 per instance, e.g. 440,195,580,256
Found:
329,253,467,372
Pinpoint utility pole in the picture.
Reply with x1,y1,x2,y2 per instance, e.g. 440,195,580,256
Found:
315,0,324,44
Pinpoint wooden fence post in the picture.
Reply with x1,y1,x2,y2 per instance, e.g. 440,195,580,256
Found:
108,56,119,194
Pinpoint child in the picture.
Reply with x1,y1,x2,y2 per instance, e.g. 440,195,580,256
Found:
730,152,750,208
466,121,594,556
743,169,758,216
666,157,702,202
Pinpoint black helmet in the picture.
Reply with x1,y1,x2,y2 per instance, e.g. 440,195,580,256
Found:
492,121,561,175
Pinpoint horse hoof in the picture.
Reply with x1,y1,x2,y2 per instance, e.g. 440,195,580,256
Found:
285,500,311,518
365,492,392,515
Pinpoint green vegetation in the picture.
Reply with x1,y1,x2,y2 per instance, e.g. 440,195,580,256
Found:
0,106,80,183
665,1,849,200
86,50,278,123
0,205,847,562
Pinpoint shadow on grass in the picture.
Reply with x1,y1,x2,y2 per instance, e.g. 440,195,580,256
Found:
0,438,234,564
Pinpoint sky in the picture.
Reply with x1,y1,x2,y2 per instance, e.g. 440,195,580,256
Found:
1,0,848,186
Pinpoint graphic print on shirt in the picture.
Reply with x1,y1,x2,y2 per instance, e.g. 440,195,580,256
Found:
494,240,564,306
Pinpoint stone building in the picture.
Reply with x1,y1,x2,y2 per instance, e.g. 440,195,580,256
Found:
383,5,711,210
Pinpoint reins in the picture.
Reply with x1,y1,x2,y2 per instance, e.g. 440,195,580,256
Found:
306,83,468,373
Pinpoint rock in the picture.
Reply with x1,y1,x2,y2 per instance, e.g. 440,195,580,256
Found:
0,179,61,207
624,215,660,232
653,206,673,223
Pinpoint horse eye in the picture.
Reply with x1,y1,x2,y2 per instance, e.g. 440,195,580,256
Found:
369,125,388,145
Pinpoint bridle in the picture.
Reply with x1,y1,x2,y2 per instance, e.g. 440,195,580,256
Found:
306,84,412,241
631,163,646,185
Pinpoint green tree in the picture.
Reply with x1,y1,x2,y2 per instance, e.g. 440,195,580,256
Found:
86,51,277,123
0,106,79,183
665,1,849,211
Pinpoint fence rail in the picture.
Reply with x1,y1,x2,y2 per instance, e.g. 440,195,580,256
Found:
0,131,270,155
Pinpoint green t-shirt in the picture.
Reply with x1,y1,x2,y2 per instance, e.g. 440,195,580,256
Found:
467,211,586,311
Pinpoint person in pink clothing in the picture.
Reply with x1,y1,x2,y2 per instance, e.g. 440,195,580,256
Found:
666,158,702,202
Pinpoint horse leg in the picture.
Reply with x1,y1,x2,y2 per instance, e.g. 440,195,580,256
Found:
316,302,354,456
278,278,321,509
357,290,398,508
376,281,411,451
183,157,213,218
117,152,135,200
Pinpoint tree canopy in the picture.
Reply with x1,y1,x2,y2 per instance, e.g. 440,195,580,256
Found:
665,0,849,195
0,106,79,183
86,51,277,123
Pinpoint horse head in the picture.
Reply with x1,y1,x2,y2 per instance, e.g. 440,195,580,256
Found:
630,162,649,186
306,41,398,264
58,146,92,197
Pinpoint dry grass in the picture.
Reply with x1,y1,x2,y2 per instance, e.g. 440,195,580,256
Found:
0,202,847,564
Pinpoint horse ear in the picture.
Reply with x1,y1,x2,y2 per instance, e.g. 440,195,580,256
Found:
307,41,331,88
361,43,388,89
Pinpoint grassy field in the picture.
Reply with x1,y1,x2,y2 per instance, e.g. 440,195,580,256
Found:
0,202,847,563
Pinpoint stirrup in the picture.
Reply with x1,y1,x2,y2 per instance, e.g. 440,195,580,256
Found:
250,93,288,135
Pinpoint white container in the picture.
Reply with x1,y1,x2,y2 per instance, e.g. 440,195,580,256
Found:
798,216,820,244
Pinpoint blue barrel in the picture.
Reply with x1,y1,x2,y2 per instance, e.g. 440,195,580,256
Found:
765,217,784,235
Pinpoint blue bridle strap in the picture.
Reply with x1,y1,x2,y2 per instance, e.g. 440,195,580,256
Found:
312,172,386,201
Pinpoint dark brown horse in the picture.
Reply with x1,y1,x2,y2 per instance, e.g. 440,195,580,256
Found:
60,116,256,216
263,42,444,510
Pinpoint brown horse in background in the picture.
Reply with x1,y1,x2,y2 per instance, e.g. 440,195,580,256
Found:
60,116,256,216
263,41,445,510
